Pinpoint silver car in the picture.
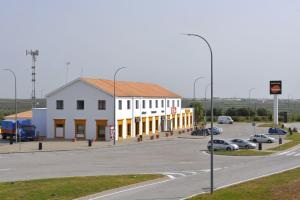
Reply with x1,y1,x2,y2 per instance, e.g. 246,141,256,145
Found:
230,139,257,149
207,139,239,151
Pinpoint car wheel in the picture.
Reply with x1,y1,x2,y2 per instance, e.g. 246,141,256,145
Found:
253,139,257,143
245,145,249,149
226,147,232,151
268,140,272,143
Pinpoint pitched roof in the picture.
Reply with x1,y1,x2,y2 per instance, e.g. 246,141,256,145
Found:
5,110,32,119
81,78,181,98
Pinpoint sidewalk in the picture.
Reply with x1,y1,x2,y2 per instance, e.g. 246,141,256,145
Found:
0,128,194,154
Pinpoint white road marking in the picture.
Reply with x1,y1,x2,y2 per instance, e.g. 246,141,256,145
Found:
87,178,172,200
286,152,296,156
277,145,300,156
294,153,300,157
180,164,300,200
0,168,11,171
162,172,186,177
181,171,197,175
165,175,176,179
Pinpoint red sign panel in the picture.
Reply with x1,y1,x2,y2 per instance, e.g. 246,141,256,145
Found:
270,80,282,95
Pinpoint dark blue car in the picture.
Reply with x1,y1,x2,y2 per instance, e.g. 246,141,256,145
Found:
268,128,287,135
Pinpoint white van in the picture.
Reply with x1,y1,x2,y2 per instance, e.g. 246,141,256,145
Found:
218,116,234,124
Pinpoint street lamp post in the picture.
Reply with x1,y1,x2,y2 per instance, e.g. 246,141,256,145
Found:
113,67,127,145
0,68,17,144
288,95,293,122
193,77,204,100
184,33,214,194
248,88,255,123
204,83,210,124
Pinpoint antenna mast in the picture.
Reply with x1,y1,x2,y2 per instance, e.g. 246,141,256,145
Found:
26,49,39,108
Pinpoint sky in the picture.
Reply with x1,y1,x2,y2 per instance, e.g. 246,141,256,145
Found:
0,0,300,99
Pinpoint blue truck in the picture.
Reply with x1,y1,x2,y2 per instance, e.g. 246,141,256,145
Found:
1,119,36,141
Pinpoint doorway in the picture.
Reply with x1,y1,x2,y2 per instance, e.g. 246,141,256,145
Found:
96,120,107,141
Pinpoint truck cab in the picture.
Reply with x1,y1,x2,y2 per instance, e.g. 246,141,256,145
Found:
1,119,36,141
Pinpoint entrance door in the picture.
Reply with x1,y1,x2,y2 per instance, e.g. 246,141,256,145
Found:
135,118,140,136
118,120,123,140
142,117,146,136
149,118,153,135
96,120,107,141
54,119,65,138
74,119,86,139
161,116,165,131
127,119,131,138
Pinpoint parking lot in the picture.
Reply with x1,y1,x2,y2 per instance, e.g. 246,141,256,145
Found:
0,122,293,153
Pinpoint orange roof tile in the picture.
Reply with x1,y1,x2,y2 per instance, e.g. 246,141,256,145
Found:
81,78,181,98
5,110,32,119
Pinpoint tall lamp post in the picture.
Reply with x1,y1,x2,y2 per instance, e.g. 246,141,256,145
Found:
248,88,255,123
193,76,204,100
113,67,127,145
288,95,293,122
184,33,214,194
0,68,17,144
204,83,210,123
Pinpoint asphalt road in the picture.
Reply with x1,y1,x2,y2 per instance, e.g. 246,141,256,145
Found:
0,123,300,200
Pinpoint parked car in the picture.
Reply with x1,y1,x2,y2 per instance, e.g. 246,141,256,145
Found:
217,116,234,124
207,127,223,135
207,139,239,151
268,128,287,135
191,128,209,136
230,138,257,149
250,134,275,143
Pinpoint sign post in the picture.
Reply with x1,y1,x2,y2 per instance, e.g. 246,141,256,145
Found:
270,81,282,126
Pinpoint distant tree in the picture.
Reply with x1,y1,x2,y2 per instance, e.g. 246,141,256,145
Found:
206,108,223,116
257,108,268,116
190,102,204,124
236,107,249,116
225,107,237,116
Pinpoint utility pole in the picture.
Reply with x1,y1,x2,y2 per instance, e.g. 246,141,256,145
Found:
26,49,39,108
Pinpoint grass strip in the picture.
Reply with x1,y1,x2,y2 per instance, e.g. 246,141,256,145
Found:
268,133,300,151
208,150,272,156
189,167,300,200
0,174,163,200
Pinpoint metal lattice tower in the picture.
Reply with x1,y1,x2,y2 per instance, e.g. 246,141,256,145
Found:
26,49,39,108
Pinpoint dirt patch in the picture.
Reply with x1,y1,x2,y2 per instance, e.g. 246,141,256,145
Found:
271,179,300,200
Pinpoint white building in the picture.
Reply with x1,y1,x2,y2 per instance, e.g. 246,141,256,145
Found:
34,77,194,141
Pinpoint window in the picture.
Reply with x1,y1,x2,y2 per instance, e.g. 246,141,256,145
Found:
77,100,84,110
155,100,158,108
135,100,139,109
167,100,170,107
98,100,106,110
118,100,122,110
149,100,152,108
142,100,146,109
161,100,164,107
56,100,64,110
177,100,179,107
172,100,175,107
127,100,131,109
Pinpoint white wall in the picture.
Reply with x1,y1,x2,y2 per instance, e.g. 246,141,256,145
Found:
46,80,114,140
32,108,47,136
45,79,191,141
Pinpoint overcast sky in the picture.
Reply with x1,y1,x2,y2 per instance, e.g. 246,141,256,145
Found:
0,0,299,99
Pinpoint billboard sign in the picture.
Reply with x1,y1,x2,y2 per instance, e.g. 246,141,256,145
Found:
270,80,282,95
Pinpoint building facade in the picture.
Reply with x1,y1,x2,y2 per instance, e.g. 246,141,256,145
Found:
40,78,194,141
